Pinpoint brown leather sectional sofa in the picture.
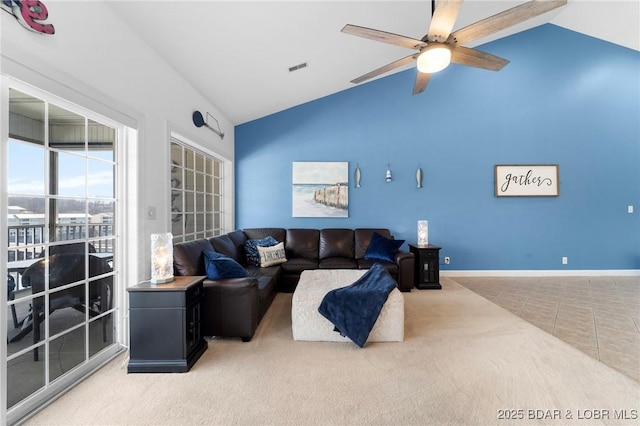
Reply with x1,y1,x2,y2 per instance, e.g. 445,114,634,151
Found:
173,227,414,342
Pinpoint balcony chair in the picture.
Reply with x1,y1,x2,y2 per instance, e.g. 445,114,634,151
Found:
18,253,113,361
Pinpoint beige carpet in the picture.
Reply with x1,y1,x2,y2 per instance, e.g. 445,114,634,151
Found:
26,278,640,425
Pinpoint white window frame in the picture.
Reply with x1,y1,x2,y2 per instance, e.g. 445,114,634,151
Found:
169,134,229,243
1,77,130,425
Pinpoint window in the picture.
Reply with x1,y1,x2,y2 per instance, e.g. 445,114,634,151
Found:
170,138,224,242
4,85,122,420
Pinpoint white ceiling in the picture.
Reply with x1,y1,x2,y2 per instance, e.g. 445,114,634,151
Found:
107,1,640,125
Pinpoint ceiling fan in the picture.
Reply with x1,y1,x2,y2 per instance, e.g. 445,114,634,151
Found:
342,0,567,95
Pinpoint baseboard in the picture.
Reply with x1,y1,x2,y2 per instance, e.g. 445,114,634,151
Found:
442,269,640,277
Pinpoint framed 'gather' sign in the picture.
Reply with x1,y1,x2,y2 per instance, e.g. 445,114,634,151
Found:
494,164,559,197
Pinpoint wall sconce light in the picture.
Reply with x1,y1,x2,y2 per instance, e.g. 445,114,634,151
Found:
385,164,392,182
417,220,429,246
192,110,225,139
151,232,174,284
354,164,361,188
416,165,423,188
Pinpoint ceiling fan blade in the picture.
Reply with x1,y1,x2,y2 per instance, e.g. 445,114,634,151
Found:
413,72,432,95
426,0,464,42
450,0,567,45
342,24,426,50
351,53,419,85
451,46,509,71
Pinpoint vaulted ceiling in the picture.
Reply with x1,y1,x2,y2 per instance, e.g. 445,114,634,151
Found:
107,1,639,125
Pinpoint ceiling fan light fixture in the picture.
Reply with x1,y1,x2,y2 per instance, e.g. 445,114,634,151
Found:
416,44,451,74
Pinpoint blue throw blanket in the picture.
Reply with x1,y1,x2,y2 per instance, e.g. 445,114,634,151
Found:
318,263,397,348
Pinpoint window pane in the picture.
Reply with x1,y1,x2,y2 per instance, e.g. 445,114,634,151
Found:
49,326,86,382
171,143,183,167
195,153,204,171
8,196,46,256
185,191,195,212
171,212,184,237
184,169,194,191
171,165,182,190
184,213,195,235
49,104,85,154
195,172,205,192
7,349,45,409
56,152,86,197
185,150,194,170
88,119,115,161
87,159,114,198
6,295,33,348
196,213,205,233
88,201,115,239
9,89,44,145
51,198,87,242
195,193,206,212
8,140,45,195
89,313,114,357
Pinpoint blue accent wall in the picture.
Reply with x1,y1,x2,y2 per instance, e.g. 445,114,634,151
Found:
235,24,640,271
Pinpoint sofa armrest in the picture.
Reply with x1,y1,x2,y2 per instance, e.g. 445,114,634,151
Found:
201,277,259,341
394,250,415,292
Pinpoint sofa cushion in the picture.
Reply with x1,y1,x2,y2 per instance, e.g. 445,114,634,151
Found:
246,264,281,281
281,258,319,274
203,251,248,279
286,229,319,259
245,236,278,266
243,228,286,242
173,239,214,276
211,234,243,263
319,229,354,260
257,242,287,267
319,257,357,269
357,258,399,276
227,229,248,248
355,228,392,259
364,232,405,263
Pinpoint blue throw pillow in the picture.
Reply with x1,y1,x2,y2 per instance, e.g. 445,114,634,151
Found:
245,236,278,266
203,251,248,279
364,232,405,263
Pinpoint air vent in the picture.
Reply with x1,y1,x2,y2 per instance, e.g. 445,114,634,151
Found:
288,62,308,72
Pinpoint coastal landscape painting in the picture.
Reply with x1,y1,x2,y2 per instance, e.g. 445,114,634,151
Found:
292,162,348,217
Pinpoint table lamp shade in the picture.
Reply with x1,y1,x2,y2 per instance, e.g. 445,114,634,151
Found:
417,220,428,246
151,233,174,284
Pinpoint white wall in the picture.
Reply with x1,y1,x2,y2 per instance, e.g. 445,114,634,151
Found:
1,1,235,283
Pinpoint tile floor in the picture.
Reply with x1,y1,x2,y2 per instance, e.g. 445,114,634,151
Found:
453,276,640,382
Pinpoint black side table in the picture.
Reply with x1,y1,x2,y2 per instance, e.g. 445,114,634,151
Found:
127,275,207,373
409,244,442,290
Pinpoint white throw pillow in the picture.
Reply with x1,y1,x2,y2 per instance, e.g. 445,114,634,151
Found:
257,242,287,267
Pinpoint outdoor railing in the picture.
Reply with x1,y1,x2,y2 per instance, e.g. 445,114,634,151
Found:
7,223,114,262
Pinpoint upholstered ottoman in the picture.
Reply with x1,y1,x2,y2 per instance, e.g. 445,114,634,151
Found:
292,269,404,343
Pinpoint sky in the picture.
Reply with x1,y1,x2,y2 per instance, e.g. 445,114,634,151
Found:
7,139,115,199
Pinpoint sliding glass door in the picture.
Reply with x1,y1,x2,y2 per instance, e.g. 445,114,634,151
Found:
4,84,121,420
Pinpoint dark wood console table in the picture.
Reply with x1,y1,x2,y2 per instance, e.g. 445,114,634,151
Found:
409,244,442,290
127,275,207,373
